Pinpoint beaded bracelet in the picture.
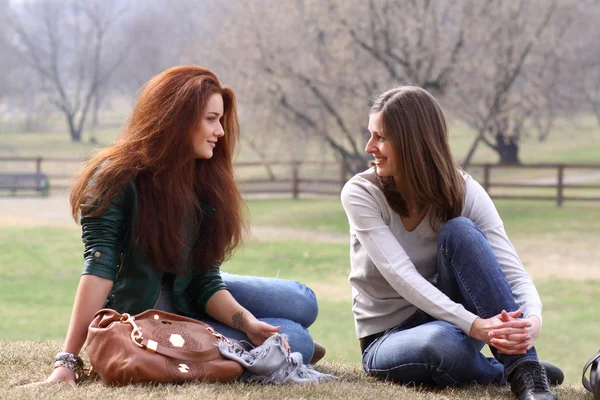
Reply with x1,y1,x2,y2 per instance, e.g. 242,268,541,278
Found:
54,352,84,380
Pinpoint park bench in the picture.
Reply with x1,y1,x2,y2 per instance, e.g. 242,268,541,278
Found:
0,172,50,196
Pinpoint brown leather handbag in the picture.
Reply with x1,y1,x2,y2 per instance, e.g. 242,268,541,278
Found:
583,349,600,399
85,309,244,386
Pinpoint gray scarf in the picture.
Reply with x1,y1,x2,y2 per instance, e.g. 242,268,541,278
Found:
217,334,338,384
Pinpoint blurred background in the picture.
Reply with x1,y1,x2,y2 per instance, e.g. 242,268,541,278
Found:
0,0,599,387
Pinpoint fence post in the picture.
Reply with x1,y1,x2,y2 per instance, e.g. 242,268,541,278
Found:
292,162,299,199
557,165,564,207
36,157,42,174
483,164,491,192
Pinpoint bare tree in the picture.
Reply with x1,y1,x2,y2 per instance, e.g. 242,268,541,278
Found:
450,1,589,166
7,0,129,142
214,0,474,173
0,1,18,109
574,6,600,127
213,0,594,170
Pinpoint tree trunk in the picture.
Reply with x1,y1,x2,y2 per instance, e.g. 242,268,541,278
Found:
89,91,100,144
67,114,82,142
495,133,520,165
25,90,35,133
243,137,277,181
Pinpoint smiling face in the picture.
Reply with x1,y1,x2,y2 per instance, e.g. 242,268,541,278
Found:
366,111,396,177
193,93,224,159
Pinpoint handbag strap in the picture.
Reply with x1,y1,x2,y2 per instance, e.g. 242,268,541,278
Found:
141,338,222,362
582,349,600,392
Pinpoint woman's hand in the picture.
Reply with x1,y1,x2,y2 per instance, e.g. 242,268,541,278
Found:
488,311,541,353
469,310,532,355
244,320,281,347
21,367,77,388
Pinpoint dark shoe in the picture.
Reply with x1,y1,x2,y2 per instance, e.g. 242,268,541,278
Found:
310,341,326,364
540,361,564,386
509,361,557,400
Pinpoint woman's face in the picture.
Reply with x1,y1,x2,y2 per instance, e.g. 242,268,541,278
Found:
193,93,224,159
366,111,395,177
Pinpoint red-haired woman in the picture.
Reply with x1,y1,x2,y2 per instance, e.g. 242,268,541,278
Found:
40,66,322,386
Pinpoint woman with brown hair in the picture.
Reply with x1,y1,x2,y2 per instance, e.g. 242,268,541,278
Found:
341,86,562,400
39,65,322,386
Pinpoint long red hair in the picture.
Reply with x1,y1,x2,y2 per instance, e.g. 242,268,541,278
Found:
70,65,247,273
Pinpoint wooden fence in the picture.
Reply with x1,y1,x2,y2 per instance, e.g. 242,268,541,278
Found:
1,157,600,206
235,161,348,198
471,163,600,207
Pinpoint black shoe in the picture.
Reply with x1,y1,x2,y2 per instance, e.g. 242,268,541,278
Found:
540,361,564,386
509,361,558,400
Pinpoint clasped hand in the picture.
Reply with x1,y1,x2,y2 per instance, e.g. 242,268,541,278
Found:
469,310,540,355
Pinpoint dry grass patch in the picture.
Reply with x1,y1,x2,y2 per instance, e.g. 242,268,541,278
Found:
1,342,588,400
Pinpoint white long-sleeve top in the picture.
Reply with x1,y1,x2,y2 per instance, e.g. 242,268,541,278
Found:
341,168,543,339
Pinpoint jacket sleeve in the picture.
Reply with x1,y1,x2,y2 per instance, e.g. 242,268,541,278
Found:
186,263,228,314
80,190,129,281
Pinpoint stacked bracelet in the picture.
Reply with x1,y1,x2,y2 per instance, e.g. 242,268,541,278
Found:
54,352,84,379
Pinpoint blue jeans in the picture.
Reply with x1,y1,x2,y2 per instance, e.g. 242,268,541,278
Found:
199,272,319,364
362,217,539,386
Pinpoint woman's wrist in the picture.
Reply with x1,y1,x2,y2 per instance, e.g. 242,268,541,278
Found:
468,317,482,338
53,352,84,379
229,310,250,332
235,311,259,334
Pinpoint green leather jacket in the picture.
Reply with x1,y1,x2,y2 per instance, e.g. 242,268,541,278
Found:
80,179,226,319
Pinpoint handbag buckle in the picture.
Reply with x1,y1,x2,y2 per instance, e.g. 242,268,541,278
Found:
206,326,234,348
120,313,144,348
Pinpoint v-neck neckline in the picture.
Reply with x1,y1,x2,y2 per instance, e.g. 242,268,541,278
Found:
400,207,431,233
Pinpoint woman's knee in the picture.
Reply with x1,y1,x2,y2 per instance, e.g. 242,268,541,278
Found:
439,216,479,240
221,273,319,327
284,280,319,327
438,216,487,251
263,278,319,327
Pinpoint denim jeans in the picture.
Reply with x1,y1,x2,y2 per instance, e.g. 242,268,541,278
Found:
199,272,319,364
362,217,539,386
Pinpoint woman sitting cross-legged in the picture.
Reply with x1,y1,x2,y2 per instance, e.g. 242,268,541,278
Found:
341,85,563,400
35,65,324,386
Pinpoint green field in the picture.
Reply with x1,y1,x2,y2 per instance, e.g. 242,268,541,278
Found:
1,198,599,387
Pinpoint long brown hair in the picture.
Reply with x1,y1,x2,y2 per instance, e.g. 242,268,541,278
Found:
70,65,247,273
371,85,465,230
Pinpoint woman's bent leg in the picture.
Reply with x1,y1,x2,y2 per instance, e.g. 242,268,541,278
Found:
220,272,319,328
206,272,319,364
437,217,538,377
363,320,504,387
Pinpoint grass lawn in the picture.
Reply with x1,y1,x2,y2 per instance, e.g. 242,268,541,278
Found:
245,197,600,237
1,223,599,386
0,341,589,400
246,197,350,234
